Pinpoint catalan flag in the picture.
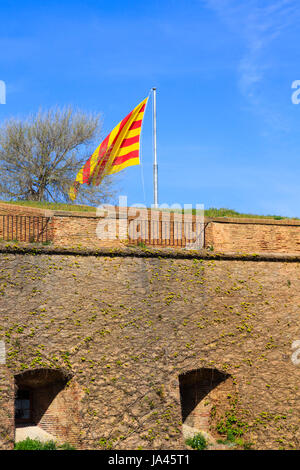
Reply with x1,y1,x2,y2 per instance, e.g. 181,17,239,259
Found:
69,97,148,200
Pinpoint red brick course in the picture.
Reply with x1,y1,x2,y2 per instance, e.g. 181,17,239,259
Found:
2,202,300,253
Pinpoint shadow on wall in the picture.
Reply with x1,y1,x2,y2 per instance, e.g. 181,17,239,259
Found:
14,368,82,446
179,368,232,435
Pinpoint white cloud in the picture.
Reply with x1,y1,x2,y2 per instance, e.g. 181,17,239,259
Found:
204,0,300,130
206,0,298,92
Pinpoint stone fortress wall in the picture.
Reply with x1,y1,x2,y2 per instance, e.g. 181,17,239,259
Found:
0,203,299,450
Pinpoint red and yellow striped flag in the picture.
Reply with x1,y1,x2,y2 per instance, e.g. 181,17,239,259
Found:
69,97,148,200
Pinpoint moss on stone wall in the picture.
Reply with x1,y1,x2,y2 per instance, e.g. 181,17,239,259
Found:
0,247,299,449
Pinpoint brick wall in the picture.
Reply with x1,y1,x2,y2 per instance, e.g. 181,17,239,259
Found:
51,212,300,253
0,215,53,243
179,369,234,435
205,218,300,253
51,208,201,249
34,380,83,447
0,203,53,243
2,202,300,253
14,368,84,448
52,213,119,248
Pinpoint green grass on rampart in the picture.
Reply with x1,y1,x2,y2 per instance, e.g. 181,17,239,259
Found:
0,200,296,220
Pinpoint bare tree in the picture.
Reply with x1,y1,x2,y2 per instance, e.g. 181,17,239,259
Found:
0,106,118,205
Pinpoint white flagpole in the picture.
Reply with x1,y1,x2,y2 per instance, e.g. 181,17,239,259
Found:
152,87,158,208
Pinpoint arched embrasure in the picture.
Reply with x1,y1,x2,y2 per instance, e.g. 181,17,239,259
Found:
179,368,232,436
14,368,82,447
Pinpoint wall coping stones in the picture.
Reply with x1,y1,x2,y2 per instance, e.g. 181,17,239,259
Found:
1,241,300,262
0,202,54,217
205,216,300,226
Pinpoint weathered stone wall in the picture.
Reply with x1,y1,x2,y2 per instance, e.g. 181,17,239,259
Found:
0,246,299,450
0,365,14,449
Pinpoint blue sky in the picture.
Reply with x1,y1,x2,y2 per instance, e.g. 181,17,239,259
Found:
1,0,300,216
